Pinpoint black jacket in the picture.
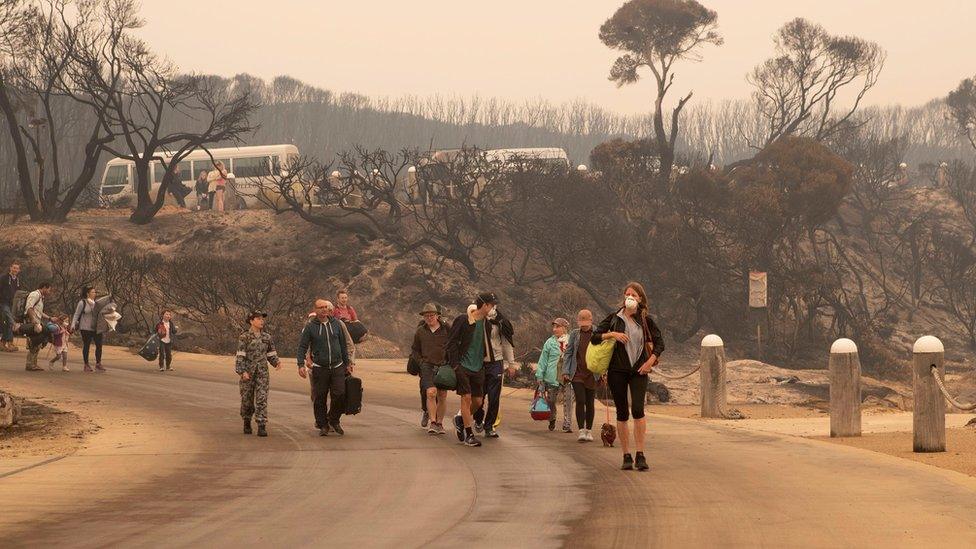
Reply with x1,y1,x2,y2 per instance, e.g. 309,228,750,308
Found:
0,273,18,306
446,313,487,368
591,309,665,373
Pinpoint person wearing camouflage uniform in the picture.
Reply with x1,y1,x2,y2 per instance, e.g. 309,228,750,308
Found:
236,311,281,437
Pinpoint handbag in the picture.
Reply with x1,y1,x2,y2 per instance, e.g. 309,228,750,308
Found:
434,365,457,390
139,334,160,361
530,385,552,421
586,338,615,377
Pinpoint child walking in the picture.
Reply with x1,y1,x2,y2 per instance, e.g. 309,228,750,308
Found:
156,310,178,372
48,314,71,372
536,318,570,431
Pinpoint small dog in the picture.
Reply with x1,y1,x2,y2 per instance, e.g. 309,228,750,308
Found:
601,422,616,447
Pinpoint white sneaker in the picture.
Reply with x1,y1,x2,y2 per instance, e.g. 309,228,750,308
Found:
577,429,587,442
584,429,594,442
62,365,70,372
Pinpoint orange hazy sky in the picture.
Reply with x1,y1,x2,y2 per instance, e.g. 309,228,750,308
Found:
136,0,973,114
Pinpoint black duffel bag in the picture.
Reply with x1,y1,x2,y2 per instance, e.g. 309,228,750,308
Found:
344,375,363,415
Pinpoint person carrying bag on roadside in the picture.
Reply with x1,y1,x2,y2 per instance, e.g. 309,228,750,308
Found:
591,282,665,472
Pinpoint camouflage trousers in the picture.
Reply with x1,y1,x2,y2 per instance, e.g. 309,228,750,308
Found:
25,344,42,370
240,365,270,425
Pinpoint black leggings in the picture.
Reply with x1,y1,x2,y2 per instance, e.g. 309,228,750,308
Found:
607,369,648,422
81,330,103,365
572,381,596,429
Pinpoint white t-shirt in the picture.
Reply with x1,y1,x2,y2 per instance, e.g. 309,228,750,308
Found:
160,322,171,344
25,290,44,320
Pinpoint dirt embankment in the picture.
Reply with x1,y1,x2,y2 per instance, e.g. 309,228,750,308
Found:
0,393,95,459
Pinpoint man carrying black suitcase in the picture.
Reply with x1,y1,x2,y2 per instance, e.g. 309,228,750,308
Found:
298,299,352,437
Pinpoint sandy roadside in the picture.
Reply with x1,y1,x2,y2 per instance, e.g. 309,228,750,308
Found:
0,345,207,531
0,396,94,460
817,428,976,477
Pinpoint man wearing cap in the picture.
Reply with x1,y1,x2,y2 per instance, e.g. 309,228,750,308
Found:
298,299,351,437
411,303,451,435
236,310,282,437
473,303,516,438
445,292,497,447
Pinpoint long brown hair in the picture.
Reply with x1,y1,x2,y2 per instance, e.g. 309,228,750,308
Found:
619,281,648,313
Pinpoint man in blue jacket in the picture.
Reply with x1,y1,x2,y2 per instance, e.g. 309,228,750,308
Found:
298,299,351,437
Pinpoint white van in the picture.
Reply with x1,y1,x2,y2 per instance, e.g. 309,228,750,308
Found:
99,144,300,209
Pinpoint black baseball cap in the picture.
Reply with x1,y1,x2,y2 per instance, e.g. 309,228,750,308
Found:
246,310,268,323
475,292,499,307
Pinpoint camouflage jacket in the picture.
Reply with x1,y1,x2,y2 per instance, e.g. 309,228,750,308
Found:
235,330,281,374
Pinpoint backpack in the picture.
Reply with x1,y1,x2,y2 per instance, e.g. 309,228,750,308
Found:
12,290,29,323
530,386,552,421
406,355,421,376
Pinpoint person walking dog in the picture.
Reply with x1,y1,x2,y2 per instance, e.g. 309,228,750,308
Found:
592,282,665,471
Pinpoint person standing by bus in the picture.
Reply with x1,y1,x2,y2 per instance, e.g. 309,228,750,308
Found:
195,170,209,210
207,161,228,213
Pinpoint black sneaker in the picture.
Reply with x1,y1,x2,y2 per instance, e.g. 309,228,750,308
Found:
453,413,464,442
319,427,329,437
635,452,649,471
548,419,556,432
621,454,634,470
329,421,344,436
243,420,252,434
464,433,482,447
485,428,499,438
257,424,267,437
474,420,484,434
421,411,430,428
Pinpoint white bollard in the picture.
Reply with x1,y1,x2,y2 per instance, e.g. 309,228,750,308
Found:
912,336,945,453
829,338,861,437
700,335,726,419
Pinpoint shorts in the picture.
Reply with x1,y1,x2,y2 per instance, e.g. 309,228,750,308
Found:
420,362,441,392
455,366,485,397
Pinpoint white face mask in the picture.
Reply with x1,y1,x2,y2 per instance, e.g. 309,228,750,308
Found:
624,296,639,310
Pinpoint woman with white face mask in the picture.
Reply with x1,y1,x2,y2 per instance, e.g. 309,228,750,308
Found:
592,282,665,472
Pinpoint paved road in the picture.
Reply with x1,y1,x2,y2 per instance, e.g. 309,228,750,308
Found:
3,348,976,548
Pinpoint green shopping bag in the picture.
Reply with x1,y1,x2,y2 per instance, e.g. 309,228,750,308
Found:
434,365,457,390
586,339,615,377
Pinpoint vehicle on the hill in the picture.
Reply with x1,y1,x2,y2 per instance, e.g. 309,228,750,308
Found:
98,144,300,209
409,147,570,203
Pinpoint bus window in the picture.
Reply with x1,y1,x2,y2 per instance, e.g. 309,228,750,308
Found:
177,161,191,182
232,156,272,178
104,165,130,188
192,158,230,177
153,161,193,183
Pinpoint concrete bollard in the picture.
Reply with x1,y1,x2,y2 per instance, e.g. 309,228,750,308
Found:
912,336,945,453
700,335,726,419
828,338,861,437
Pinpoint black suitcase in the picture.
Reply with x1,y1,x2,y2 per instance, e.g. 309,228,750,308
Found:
344,321,368,344
344,375,363,415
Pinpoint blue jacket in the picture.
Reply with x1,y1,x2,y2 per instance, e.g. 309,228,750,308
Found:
535,336,563,386
297,316,350,369
562,327,594,379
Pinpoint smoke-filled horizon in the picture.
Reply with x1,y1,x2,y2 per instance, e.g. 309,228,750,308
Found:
136,0,974,115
